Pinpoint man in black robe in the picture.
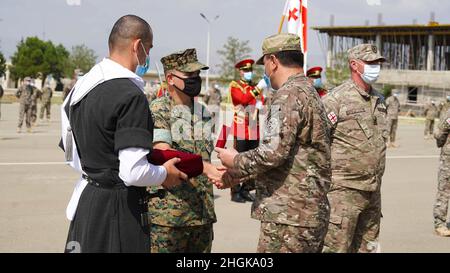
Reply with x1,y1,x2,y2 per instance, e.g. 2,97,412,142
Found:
61,15,187,253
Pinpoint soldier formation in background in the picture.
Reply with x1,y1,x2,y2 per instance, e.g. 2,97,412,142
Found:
385,92,401,148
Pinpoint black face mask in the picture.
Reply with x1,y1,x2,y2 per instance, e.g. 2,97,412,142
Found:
172,74,202,97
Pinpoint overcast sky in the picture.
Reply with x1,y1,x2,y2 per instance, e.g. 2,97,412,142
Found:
1,0,449,74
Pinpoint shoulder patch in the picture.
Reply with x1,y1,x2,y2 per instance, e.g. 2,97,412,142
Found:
447,118,450,126
327,112,338,125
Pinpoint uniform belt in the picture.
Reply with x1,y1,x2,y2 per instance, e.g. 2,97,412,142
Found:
82,174,151,228
82,174,126,189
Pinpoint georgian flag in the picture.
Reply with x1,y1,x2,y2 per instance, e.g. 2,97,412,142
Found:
283,0,308,71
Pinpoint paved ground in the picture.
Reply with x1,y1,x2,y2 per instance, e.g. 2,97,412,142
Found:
0,102,448,253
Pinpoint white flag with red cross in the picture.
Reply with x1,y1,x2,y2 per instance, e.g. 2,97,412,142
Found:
282,0,308,72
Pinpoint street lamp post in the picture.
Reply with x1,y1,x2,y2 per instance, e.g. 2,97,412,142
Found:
200,13,219,94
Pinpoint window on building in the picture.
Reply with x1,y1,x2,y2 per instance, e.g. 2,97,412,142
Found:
408,86,418,103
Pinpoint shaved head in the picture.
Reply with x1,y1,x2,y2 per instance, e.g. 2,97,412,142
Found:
108,15,153,51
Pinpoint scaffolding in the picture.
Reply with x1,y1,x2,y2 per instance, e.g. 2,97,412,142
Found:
313,24,450,71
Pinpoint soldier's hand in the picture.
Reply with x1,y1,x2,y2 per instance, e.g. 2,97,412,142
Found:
161,158,188,189
256,79,267,90
214,147,238,168
204,163,227,183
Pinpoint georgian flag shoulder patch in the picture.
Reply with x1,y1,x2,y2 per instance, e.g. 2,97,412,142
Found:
328,112,338,125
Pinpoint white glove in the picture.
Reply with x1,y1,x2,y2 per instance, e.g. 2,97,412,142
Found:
255,100,263,110
256,79,267,90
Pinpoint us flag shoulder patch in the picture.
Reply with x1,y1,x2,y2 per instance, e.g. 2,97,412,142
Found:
328,112,338,125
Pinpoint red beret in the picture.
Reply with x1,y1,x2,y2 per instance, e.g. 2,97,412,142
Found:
235,59,255,70
307,66,323,77
149,149,203,178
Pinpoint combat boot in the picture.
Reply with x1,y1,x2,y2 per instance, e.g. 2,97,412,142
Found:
231,192,246,203
27,127,33,134
435,226,450,237
16,127,21,133
240,190,255,202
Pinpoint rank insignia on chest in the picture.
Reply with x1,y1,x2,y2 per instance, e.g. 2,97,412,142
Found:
327,112,338,125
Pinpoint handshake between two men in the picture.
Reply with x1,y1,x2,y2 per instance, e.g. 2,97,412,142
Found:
152,147,243,190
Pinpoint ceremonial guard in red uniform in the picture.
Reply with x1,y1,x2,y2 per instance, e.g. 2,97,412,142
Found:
307,66,328,98
229,59,264,203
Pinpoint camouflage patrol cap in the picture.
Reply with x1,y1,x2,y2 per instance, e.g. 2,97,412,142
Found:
24,76,31,82
256,33,302,64
348,44,386,62
161,48,209,73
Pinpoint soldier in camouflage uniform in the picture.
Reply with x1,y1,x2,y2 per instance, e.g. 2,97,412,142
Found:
203,83,222,136
148,48,218,253
433,109,450,236
385,93,401,147
214,33,332,253
322,44,388,253
424,101,439,139
39,81,53,121
204,83,222,107
30,79,42,126
16,77,37,133
439,96,450,120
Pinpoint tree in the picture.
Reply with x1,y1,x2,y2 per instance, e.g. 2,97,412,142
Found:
325,52,350,88
0,51,6,77
10,37,69,84
217,37,252,81
65,44,97,76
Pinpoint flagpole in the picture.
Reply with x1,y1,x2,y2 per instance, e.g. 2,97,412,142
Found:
301,0,308,75
278,0,289,33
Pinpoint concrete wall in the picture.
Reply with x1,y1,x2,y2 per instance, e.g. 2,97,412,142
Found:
378,69,450,90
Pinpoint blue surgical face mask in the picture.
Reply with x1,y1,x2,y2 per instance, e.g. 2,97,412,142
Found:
243,71,253,82
263,73,271,87
135,42,150,77
313,78,323,89
357,61,381,85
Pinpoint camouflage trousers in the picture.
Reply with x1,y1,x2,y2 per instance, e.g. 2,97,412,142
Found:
150,224,213,253
17,103,32,128
323,185,381,253
257,222,327,253
31,103,38,124
231,139,258,194
388,119,398,143
424,119,435,136
433,155,450,229
39,102,51,120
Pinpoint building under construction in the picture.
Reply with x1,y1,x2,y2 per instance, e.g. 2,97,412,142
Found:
313,18,450,109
